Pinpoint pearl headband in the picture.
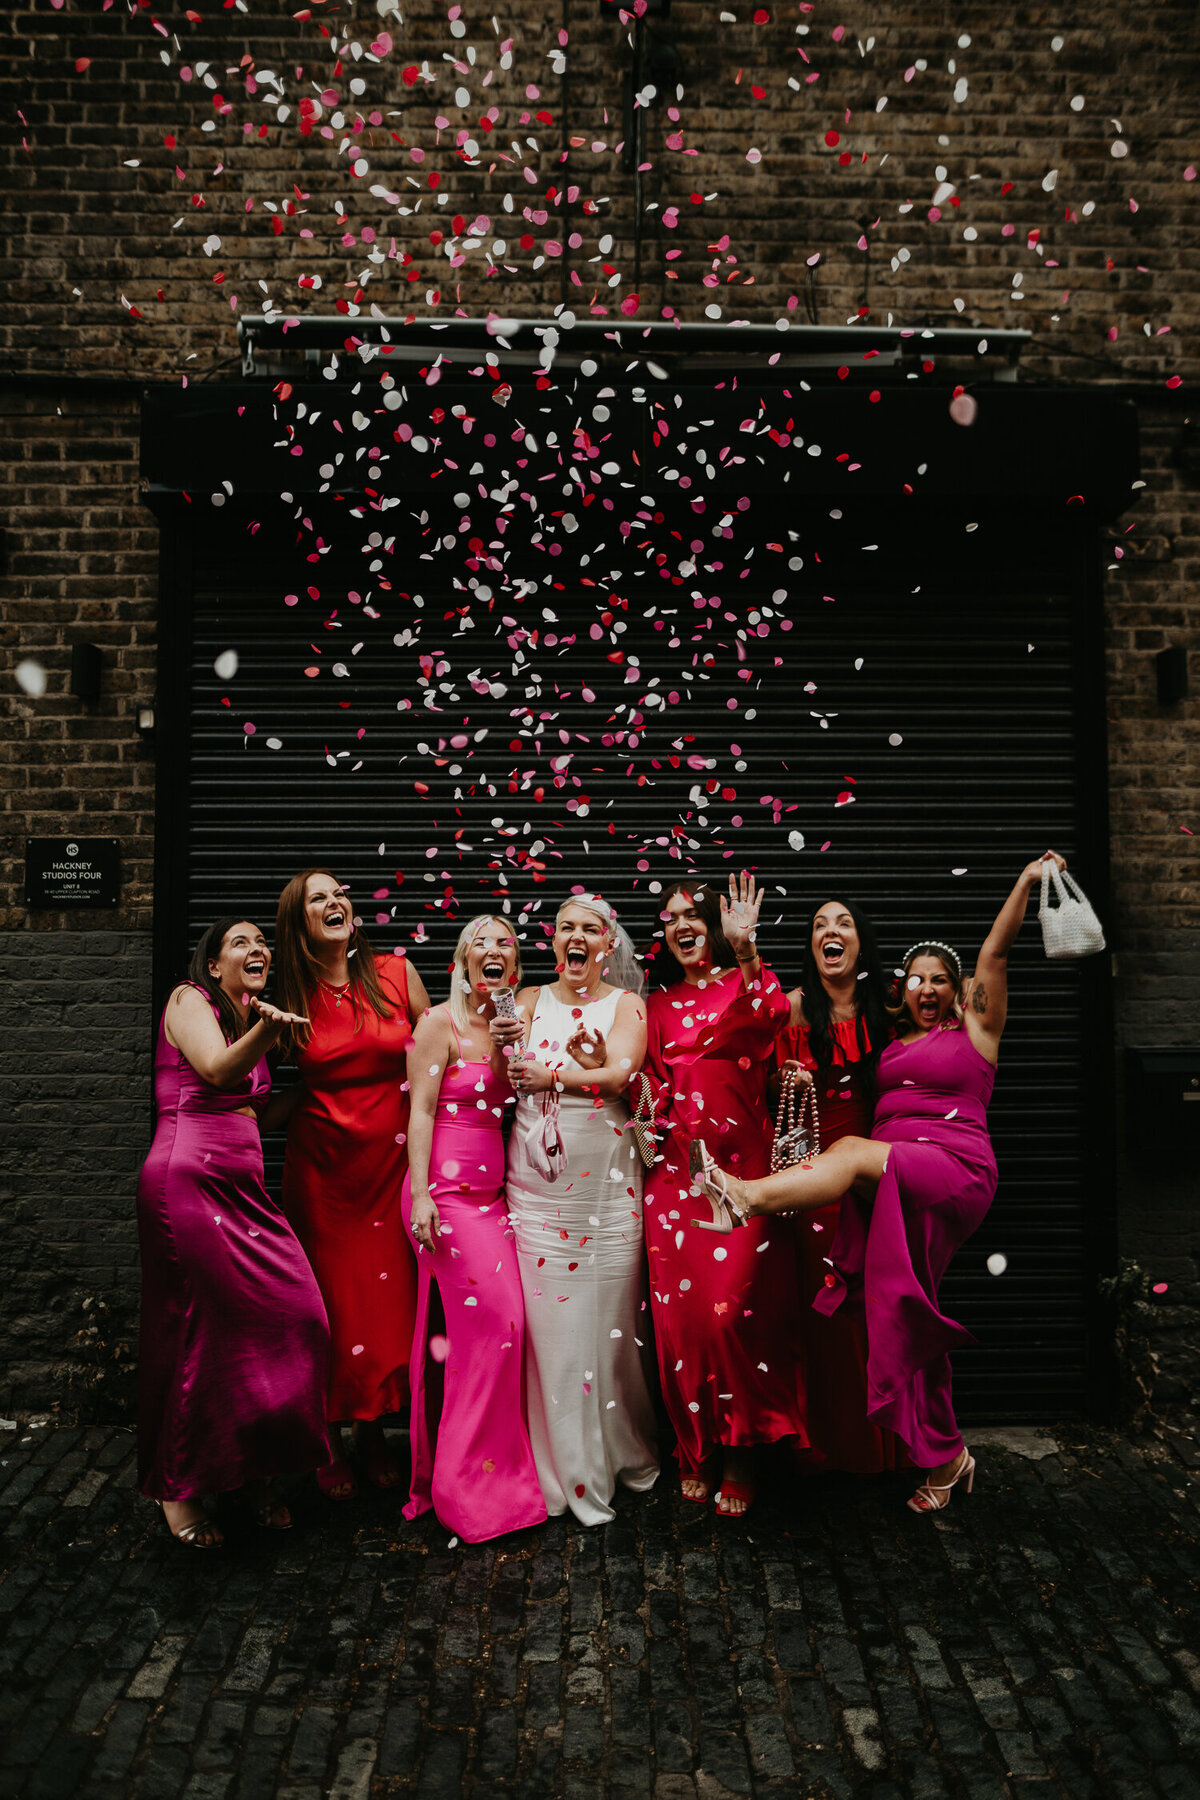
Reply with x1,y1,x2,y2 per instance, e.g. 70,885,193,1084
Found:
901,940,963,984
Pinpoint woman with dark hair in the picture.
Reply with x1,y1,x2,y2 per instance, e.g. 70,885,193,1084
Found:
641,874,807,1517
137,918,330,1546
274,868,431,1499
690,853,1067,1515
776,898,901,1474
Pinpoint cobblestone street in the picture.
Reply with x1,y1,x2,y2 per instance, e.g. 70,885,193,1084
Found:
2,1419,1198,1800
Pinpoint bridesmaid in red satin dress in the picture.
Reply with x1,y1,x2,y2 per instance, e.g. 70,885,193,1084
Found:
776,898,902,1475
274,869,431,1498
643,875,807,1517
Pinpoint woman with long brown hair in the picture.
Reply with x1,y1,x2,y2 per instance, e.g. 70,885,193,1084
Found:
641,874,807,1518
137,917,330,1546
776,897,902,1476
274,868,430,1499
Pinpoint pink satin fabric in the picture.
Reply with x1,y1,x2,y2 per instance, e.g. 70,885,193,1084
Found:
402,1024,545,1542
813,1023,998,1465
137,997,331,1500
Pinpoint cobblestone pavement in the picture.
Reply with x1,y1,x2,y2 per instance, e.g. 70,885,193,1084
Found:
2,1419,1199,1800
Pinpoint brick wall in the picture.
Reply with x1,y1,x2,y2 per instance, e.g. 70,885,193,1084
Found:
2,0,1197,1413
0,930,151,1415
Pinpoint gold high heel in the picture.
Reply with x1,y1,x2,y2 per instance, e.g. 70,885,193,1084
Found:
687,1139,750,1233
907,1447,976,1515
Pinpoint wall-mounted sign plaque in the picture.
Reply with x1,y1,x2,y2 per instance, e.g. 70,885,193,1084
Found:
25,838,121,908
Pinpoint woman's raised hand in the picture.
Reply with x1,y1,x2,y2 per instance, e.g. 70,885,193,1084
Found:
720,871,763,956
409,1193,442,1253
1021,849,1067,887
778,1060,815,1090
249,997,310,1029
566,1025,607,1070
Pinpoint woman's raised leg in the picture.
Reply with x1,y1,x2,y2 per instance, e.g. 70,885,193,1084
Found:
694,1136,890,1223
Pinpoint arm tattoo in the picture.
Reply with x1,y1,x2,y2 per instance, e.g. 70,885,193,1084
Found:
971,983,988,1015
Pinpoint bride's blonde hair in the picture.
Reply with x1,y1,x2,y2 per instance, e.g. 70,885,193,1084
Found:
447,914,522,1033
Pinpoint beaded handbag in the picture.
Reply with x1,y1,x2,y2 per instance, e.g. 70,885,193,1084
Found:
771,1067,822,1172
1039,863,1106,960
629,1072,659,1169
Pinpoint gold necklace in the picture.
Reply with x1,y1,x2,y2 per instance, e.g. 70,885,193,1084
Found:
318,976,352,1009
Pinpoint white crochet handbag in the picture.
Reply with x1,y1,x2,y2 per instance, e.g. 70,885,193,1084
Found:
1039,863,1106,960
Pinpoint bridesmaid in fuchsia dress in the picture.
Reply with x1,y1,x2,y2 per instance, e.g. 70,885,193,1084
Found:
137,919,330,1547
689,854,1068,1517
643,875,807,1517
402,917,545,1542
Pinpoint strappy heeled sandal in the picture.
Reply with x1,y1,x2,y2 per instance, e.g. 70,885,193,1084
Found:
687,1139,750,1234
154,1498,224,1549
907,1447,976,1515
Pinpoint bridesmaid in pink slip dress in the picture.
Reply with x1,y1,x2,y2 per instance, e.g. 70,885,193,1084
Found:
402,916,545,1542
137,918,330,1546
689,853,1069,1517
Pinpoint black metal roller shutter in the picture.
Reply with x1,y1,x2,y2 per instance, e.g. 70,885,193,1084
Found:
173,497,1108,1426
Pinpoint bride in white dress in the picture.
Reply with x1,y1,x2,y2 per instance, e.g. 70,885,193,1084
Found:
493,893,659,1526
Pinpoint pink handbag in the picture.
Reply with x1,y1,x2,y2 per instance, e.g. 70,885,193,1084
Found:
522,1088,568,1182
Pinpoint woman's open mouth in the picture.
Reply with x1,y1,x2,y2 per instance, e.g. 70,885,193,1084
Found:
243,957,266,978
481,960,506,982
565,946,589,973
675,931,700,954
820,938,845,967
918,999,940,1022
323,909,346,929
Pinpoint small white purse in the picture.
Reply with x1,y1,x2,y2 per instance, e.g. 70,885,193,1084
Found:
1039,863,1106,960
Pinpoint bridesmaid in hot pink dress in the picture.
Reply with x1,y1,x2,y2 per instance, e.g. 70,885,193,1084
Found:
402,916,545,1542
690,853,1068,1516
643,874,807,1517
137,918,330,1546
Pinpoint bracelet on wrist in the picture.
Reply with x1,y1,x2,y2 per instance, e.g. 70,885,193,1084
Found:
736,949,760,963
